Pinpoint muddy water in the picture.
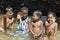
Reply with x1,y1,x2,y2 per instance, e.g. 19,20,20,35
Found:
21,35,43,40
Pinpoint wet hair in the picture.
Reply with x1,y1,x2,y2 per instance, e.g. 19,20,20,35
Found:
6,7,13,11
20,7,28,12
4,7,13,14
33,10,42,18
47,12,57,18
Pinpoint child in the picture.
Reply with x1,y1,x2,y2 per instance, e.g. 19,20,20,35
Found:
0,9,14,34
30,11,43,40
44,12,58,40
12,7,31,38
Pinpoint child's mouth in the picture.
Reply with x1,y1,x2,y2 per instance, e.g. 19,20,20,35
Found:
22,16,27,20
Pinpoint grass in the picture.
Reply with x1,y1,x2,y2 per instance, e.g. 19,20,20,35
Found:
0,14,60,40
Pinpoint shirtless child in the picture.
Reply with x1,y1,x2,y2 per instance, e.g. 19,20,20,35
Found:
30,11,43,40
0,9,14,34
45,12,58,40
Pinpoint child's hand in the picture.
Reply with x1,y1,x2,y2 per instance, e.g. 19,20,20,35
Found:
52,18,56,23
17,14,21,19
37,33,41,36
33,34,38,38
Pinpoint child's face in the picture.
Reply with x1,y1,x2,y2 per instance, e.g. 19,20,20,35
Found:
22,10,28,17
21,10,28,19
7,11,13,18
7,11,13,16
48,14,55,22
33,14,40,21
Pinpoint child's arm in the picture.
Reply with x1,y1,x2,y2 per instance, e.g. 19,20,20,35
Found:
28,18,31,32
29,22,36,35
7,18,14,27
45,21,53,27
37,21,43,36
29,20,33,33
1,16,4,27
3,15,7,32
54,23,58,36
11,20,14,32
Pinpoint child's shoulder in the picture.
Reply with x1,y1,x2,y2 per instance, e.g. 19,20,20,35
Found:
45,21,48,23
3,15,6,17
3,15,6,18
45,21,49,24
11,18,14,20
54,22,58,26
39,20,43,24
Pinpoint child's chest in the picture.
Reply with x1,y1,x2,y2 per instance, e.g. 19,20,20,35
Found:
6,18,12,23
48,23,56,29
32,21,41,27
20,19,28,26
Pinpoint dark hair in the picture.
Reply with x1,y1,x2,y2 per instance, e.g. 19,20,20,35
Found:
33,10,42,18
47,12,57,18
4,8,13,14
20,7,28,12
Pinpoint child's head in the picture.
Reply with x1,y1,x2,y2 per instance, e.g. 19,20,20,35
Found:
47,12,56,22
33,11,42,21
6,7,13,16
7,11,13,16
6,10,13,19
20,7,28,18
